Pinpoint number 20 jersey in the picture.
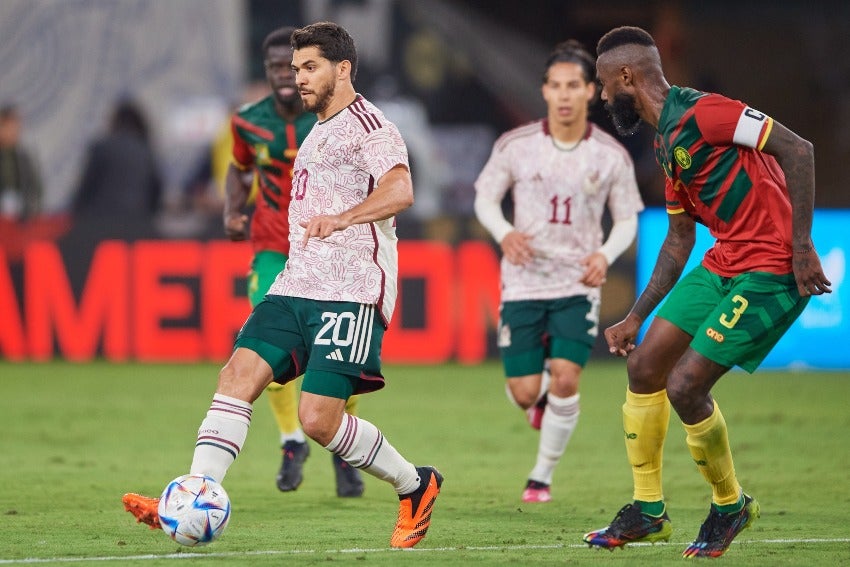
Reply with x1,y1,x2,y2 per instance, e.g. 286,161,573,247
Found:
268,95,409,326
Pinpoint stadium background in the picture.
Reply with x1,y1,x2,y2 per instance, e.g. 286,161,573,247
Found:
0,0,847,368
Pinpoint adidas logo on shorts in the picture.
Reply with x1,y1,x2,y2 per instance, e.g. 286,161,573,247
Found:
325,348,345,361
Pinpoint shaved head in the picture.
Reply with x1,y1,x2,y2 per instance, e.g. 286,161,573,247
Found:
597,26,656,54
596,26,664,79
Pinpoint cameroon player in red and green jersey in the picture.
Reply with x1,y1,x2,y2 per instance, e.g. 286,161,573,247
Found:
222,26,363,499
583,26,832,558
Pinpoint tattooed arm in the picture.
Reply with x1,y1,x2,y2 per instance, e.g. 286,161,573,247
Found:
604,212,695,356
632,212,695,319
760,121,831,296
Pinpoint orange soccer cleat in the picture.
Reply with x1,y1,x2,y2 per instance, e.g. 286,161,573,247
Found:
122,493,161,530
391,466,443,548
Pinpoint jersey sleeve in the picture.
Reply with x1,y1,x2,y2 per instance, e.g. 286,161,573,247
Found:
359,122,410,181
606,150,644,221
473,138,514,202
664,177,686,215
230,115,254,170
694,94,774,151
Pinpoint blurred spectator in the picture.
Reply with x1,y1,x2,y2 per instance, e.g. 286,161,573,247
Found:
0,104,43,220
369,75,450,232
173,82,271,239
72,99,163,226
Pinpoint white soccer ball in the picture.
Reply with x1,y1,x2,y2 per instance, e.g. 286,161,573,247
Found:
157,474,230,547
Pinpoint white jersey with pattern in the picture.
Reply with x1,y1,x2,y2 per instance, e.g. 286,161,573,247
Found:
474,120,644,302
268,95,409,325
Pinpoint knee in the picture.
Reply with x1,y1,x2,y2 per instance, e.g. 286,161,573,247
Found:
216,357,266,403
626,348,667,392
298,407,337,446
665,374,704,420
549,369,580,398
664,378,689,411
217,362,241,396
506,379,539,409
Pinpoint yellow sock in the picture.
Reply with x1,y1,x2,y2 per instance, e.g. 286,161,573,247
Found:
623,389,671,503
267,382,360,436
345,394,359,416
683,400,741,506
266,381,299,436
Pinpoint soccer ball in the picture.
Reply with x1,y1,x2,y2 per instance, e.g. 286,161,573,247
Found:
157,474,230,547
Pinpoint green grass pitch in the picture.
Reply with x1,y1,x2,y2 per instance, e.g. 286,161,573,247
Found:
1,360,849,566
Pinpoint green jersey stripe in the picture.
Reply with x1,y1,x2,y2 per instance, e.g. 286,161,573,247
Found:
700,151,739,207
714,165,752,223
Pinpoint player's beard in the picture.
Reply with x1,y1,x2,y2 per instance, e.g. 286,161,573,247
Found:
302,80,335,115
605,92,642,137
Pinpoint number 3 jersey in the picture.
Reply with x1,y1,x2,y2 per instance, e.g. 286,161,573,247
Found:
656,86,793,277
268,95,409,326
474,120,643,302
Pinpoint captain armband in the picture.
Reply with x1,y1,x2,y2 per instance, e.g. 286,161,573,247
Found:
732,106,774,151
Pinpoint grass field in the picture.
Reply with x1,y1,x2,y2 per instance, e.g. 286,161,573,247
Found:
1,360,849,566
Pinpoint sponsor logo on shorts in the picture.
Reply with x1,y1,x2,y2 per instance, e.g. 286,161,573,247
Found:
706,327,725,342
325,348,345,361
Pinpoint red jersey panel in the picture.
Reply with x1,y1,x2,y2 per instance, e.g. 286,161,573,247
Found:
231,96,316,254
656,86,792,276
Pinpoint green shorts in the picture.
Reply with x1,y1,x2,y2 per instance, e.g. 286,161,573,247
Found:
657,265,809,373
247,250,288,307
497,296,599,377
234,295,386,399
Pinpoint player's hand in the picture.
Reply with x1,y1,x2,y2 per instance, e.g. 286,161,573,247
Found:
223,212,249,241
299,214,351,246
792,247,832,297
604,314,641,357
580,252,609,287
500,231,535,265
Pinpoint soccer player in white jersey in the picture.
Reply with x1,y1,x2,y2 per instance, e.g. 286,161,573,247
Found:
474,40,644,503
123,21,442,549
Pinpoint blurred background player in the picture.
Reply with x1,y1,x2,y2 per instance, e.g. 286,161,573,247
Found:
223,26,364,497
585,26,832,558
473,40,643,503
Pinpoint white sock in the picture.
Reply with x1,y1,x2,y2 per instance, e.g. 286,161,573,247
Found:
189,394,252,483
325,413,419,494
529,393,580,485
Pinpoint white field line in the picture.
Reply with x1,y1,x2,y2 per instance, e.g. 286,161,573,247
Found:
2,539,850,564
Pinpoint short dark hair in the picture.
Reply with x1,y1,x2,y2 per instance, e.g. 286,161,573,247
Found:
291,21,358,82
597,26,656,56
262,26,296,58
543,39,595,84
